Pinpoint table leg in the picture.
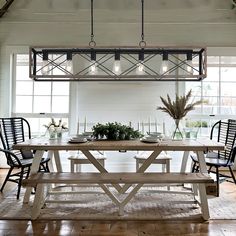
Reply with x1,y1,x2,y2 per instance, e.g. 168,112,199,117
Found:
196,151,208,173
120,150,161,194
53,150,62,172
196,151,210,220
47,151,54,172
23,150,44,204
198,183,210,220
81,150,122,192
180,151,190,173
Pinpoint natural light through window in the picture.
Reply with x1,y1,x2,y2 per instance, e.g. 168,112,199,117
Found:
13,54,70,135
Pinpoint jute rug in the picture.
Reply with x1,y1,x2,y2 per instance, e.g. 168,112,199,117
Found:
0,183,235,220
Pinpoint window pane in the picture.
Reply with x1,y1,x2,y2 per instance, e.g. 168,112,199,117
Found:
207,56,219,64
205,67,219,81
16,66,31,81
52,96,69,113
221,67,236,82
16,81,33,95
221,97,236,115
16,54,29,65
185,82,201,96
34,82,52,95
202,97,219,115
52,82,69,95
15,96,32,113
202,82,219,96
221,56,236,64
33,96,51,113
221,83,236,96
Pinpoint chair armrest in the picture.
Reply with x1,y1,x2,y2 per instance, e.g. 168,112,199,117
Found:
0,148,22,166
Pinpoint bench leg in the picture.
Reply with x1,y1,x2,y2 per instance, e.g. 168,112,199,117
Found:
166,159,171,190
31,183,45,220
23,150,44,204
76,163,82,172
119,183,143,215
198,183,210,220
70,159,75,173
119,206,124,216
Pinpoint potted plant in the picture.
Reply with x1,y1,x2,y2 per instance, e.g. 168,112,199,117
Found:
157,90,202,140
92,122,142,140
185,120,208,139
44,118,68,139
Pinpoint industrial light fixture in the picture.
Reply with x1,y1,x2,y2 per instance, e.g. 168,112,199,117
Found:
42,52,49,75
66,52,73,73
160,52,169,74
186,52,193,74
113,51,121,74
29,0,207,82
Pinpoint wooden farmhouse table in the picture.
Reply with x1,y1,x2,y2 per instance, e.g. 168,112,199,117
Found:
13,137,225,220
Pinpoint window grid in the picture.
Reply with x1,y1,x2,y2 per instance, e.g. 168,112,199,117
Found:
186,56,236,136
12,54,70,135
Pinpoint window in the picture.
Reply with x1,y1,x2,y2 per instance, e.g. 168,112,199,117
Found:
185,56,236,136
13,54,70,135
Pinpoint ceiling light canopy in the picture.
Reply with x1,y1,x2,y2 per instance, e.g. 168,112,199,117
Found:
29,0,207,82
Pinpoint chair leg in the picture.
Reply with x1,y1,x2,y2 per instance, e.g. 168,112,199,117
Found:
208,165,213,174
17,167,25,199
0,167,14,192
26,166,31,179
216,166,219,197
40,163,47,172
45,162,50,172
191,161,196,172
229,166,236,184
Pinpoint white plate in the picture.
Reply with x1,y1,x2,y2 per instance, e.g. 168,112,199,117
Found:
140,138,159,143
68,139,87,143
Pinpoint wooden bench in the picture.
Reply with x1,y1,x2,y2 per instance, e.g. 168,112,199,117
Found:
23,172,213,220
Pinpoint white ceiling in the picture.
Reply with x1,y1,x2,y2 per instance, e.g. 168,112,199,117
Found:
0,0,236,46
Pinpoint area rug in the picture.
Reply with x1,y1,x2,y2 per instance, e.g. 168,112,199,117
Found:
0,184,235,220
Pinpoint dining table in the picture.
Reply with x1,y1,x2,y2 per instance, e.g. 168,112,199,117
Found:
13,137,225,219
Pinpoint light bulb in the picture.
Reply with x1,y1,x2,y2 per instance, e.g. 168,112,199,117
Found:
113,60,121,74
66,60,73,73
42,60,49,75
161,60,168,74
90,60,97,74
186,60,193,74
136,62,145,74
185,52,193,74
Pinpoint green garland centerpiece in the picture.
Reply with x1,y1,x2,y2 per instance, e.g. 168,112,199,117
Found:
157,90,202,140
92,122,142,140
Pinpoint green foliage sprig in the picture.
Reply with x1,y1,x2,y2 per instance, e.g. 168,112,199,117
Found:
92,122,142,140
157,90,202,120
186,120,208,128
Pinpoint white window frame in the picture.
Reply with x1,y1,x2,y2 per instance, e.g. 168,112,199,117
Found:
11,50,70,135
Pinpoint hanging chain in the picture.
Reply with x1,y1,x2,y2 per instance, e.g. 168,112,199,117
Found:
89,0,96,47
139,0,146,48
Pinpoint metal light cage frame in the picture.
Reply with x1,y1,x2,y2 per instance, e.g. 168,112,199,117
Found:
29,46,207,82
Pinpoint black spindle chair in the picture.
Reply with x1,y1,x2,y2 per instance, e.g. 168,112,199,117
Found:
0,117,50,199
191,119,236,197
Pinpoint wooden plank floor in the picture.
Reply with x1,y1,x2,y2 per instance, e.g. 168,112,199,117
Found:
0,169,236,236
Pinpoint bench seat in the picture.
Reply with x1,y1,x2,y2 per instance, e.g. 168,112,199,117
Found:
23,172,213,186
22,172,213,220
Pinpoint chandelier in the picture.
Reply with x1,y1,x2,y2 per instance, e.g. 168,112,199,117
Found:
29,0,207,82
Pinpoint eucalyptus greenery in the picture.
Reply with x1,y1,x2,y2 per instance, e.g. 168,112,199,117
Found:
157,90,202,120
92,122,142,140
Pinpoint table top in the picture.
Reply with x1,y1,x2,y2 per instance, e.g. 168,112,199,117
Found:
13,137,225,152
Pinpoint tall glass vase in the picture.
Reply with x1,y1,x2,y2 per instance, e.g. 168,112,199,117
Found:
172,119,184,140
